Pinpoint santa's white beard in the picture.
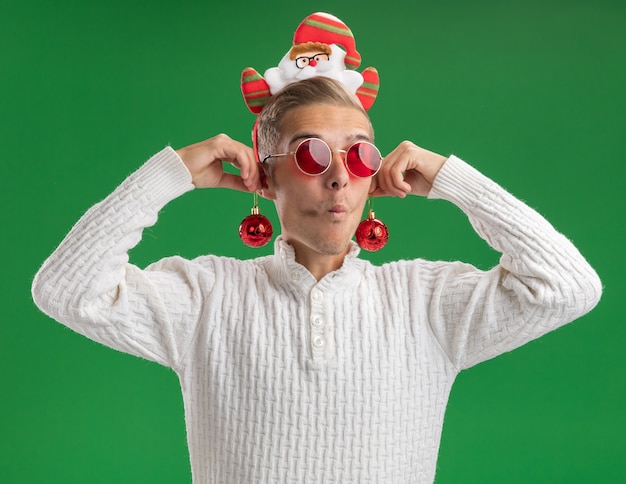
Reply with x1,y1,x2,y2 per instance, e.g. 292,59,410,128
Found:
294,64,337,80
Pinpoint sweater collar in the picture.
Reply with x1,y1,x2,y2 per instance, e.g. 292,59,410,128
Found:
266,236,362,293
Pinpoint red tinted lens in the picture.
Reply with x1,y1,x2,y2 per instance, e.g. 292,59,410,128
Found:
295,138,331,175
346,142,382,177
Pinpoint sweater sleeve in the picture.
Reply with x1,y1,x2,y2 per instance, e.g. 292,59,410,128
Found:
31,147,202,369
423,155,602,370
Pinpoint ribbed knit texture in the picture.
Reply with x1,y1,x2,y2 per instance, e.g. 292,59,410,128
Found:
32,147,602,483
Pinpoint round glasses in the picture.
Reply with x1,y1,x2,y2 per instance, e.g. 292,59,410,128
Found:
295,53,330,69
262,138,383,178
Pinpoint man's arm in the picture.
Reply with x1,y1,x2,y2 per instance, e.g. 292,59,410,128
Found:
32,135,259,368
377,142,602,369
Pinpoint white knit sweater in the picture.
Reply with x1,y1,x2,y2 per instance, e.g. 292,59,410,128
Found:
32,147,601,483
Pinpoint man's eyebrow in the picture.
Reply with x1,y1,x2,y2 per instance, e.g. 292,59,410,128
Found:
352,133,372,142
287,132,373,147
288,133,319,145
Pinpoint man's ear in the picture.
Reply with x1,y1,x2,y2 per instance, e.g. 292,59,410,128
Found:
258,163,276,200
368,175,378,195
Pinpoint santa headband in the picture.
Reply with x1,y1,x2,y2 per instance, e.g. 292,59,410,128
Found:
241,12,380,114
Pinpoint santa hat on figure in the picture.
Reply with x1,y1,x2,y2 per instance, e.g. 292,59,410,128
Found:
238,12,388,252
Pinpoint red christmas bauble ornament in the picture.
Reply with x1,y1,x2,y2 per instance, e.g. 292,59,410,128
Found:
239,208,273,248
355,210,389,252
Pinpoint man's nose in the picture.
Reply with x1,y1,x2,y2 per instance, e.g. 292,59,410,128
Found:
326,150,349,189
310,59,317,67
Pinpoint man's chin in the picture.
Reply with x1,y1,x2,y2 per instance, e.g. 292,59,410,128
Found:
314,237,353,257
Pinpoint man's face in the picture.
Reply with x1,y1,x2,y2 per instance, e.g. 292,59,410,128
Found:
264,103,375,261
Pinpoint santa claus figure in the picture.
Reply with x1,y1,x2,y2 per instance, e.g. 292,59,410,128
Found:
241,12,379,113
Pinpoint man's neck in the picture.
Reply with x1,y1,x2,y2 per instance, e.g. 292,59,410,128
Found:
287,240,350,281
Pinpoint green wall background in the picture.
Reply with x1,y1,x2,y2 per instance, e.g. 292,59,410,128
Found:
2,0,624,482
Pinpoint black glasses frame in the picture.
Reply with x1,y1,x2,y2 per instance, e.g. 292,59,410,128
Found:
294,53,331,69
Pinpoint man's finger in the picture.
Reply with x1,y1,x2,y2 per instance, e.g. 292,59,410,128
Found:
215,173,250,192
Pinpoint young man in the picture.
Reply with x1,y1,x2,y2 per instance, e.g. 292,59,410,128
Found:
32,77,602,482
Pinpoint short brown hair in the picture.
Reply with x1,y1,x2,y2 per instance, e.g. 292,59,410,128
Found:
256,76,370,162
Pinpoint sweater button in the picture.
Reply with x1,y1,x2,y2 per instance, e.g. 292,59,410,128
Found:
313,335,325,348
311,289,322,301
311,315,323,328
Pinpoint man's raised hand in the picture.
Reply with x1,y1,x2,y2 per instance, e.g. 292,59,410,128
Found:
372,141,447,198
176,134,262,192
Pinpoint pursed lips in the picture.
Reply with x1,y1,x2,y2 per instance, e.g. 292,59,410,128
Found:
328,204,348,220
329,204,346,213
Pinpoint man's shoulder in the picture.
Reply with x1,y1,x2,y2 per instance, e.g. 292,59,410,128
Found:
145,253,273,274
360,256,472,278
